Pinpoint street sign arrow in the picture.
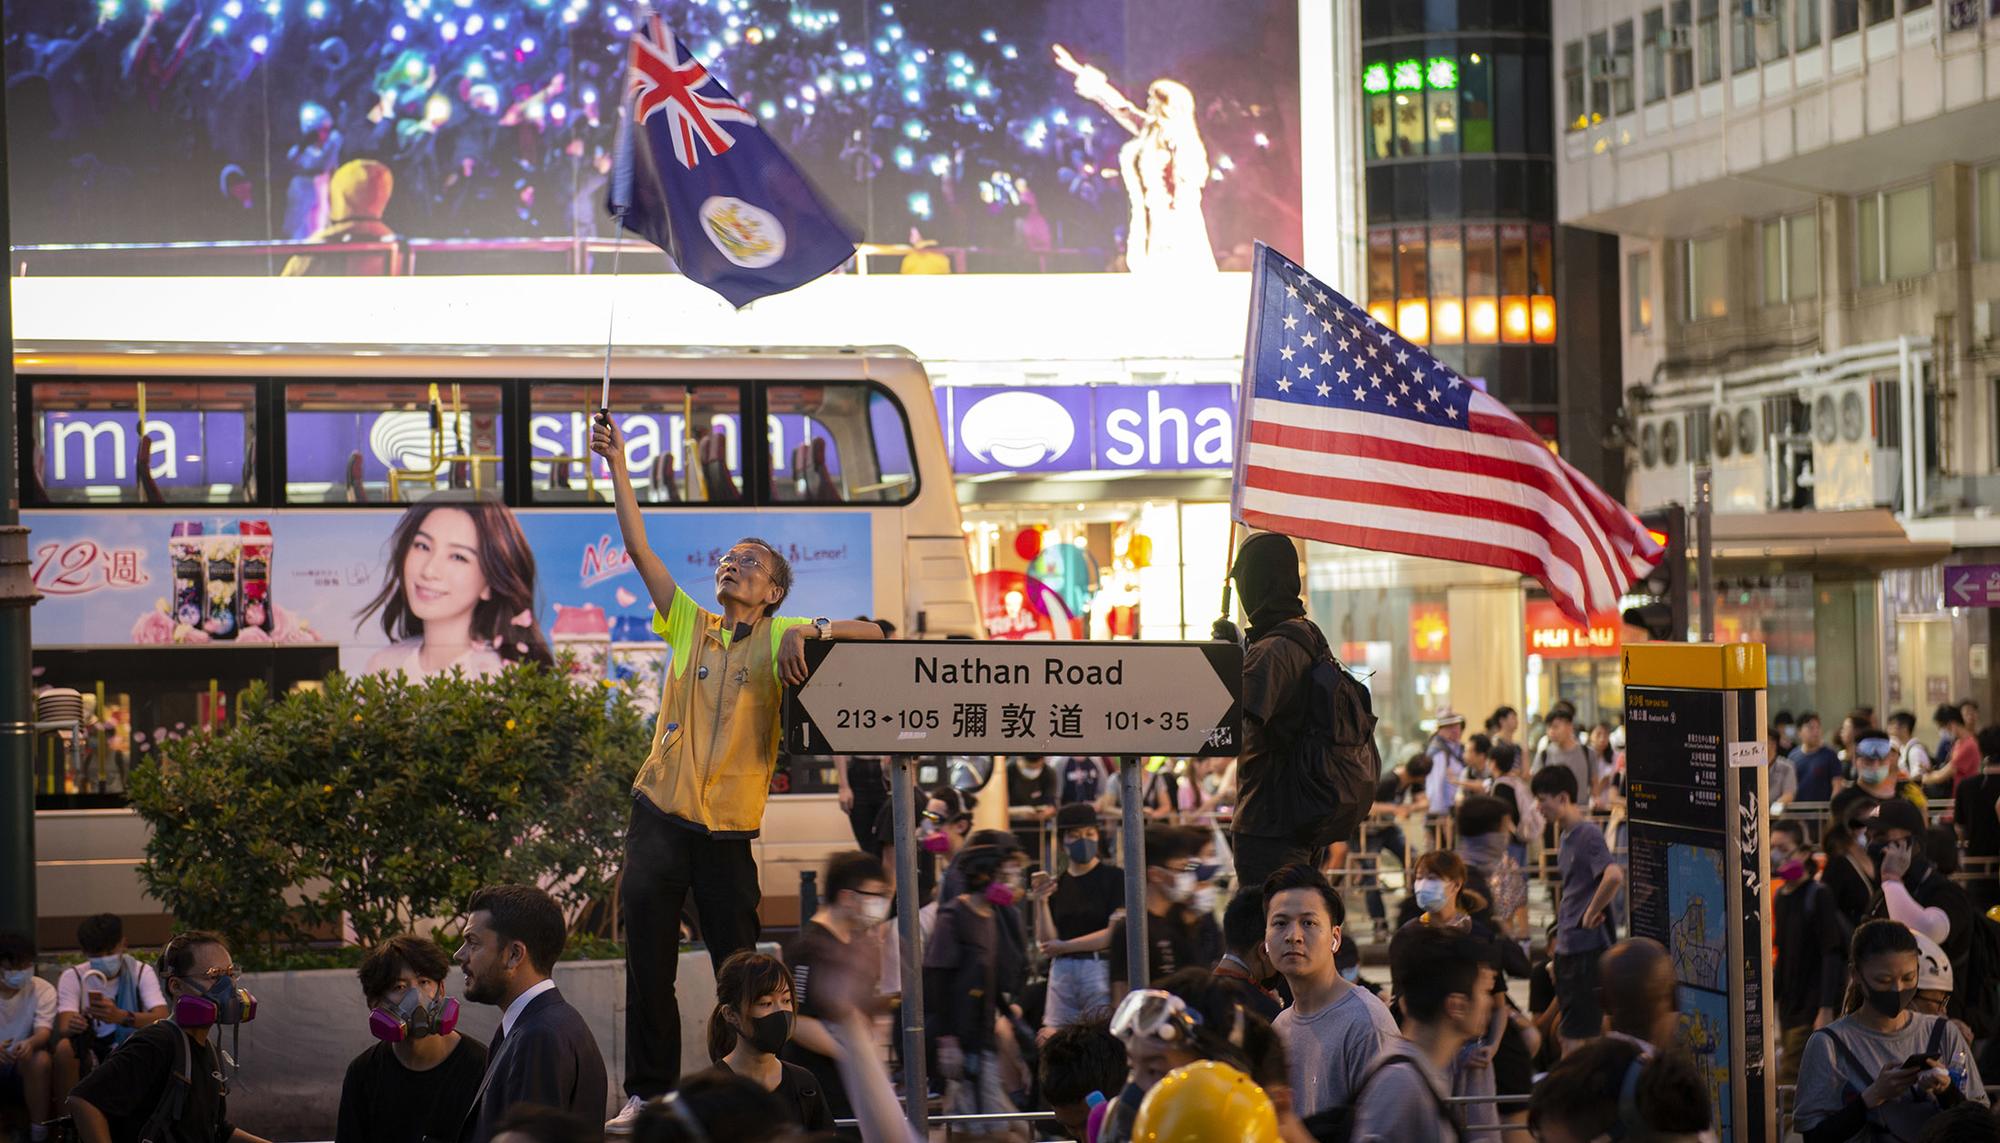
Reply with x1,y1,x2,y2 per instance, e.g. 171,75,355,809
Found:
783,639,1242,757
1945,564,2000,608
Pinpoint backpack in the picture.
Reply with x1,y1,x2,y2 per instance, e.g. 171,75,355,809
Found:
1300,1054,1465,1143
137,1023,196,1143
1255,619,1381,850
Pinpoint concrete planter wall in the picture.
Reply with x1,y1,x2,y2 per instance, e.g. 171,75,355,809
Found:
221,952,720,1141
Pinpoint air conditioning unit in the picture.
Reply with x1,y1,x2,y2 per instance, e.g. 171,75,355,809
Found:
1591,55,1633,80
1662,25,1694,52
1747,0,1780,23
1711,403,1770,513
1810,379,1902,511
1975,298,1997,345
1631,411,1690,512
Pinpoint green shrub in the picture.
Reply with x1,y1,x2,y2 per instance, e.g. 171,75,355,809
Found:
131,663,650,953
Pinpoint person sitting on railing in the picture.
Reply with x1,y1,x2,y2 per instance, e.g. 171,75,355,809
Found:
1853,731,1929,813
1866,799,1978,1028
281,159,398,276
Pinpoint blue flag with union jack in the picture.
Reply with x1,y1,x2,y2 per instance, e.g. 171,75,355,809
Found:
610,12,859,308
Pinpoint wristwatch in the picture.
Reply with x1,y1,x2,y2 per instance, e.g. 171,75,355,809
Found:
813,617,831,640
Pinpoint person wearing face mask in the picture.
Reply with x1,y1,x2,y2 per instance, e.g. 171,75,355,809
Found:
1036,803,1124,1038
1852,730,1928,811
1794,920,1986,1143
1770,820,1852,1087
693,951,832,1133
1007,755,1061,870
0,931,56,1141
68,930,274,1143
1106,827,1220,988
1397,852,1523,1143
336,935,487,1143
1866,800,1977,1013
1822,789,1883,930
783,851,889,1133
53,913,169,1102
925,844,1028,1140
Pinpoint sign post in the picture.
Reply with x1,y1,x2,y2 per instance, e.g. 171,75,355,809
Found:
1622,643,1773,1143
783,639,1242,1133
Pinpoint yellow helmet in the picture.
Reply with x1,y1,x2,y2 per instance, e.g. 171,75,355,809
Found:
1132,1060,1280,1143
1987,904,2000,926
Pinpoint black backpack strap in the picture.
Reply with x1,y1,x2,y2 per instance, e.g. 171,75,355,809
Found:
137,1024,195,1143
1809,1026,1878,1103
1353,1054,1464,1139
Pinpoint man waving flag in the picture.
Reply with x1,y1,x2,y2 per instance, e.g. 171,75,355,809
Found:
610,11,859,308
1232,243,1662,623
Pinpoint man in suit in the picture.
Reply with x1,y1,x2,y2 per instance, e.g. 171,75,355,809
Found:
456,885,608,1143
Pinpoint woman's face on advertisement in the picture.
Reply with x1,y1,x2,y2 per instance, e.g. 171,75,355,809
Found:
403,508,488,624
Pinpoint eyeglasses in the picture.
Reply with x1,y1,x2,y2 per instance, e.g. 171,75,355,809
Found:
187,965,242,985
716,551,766,574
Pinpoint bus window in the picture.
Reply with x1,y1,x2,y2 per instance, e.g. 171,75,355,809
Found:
765,384,917,505
29,380,258,506
529,383,747,504
283,380,504,503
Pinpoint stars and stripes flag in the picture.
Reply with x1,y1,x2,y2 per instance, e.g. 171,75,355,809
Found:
610,11,859,308
1231,243,1662,623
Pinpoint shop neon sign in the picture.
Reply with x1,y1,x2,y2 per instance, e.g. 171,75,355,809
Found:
1364,57,1458,95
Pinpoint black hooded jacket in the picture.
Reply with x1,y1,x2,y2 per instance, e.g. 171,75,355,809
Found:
1230,533,1322,841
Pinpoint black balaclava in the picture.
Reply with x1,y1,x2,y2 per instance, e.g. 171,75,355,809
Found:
1232,532,1306,642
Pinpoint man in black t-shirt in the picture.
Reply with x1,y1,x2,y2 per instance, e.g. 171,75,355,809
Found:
785,851,890,1134
1362,754,1433,927
1035,803,1124,1036
336,936,487,1143
69,931,271,1143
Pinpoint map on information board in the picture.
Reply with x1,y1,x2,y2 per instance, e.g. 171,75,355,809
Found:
1668,844,1726,990
1679,986,1734,1138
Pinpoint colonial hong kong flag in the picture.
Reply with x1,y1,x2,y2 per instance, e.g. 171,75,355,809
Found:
1232,243,1662,623
610,11,859,308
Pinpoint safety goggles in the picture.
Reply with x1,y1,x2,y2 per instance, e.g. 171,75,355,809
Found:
1855,737,1896,762
1109,988,1202,1045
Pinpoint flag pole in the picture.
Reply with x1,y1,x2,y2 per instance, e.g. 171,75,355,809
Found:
598,216,625,424
1217,518,1237,635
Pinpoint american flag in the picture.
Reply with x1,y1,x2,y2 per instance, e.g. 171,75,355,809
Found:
1231,243,1662,623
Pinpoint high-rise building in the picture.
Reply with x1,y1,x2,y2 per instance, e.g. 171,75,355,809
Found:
1553,0,2000,720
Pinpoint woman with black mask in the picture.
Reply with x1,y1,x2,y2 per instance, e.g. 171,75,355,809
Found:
694,951,833,1133
1792,920,1987,1143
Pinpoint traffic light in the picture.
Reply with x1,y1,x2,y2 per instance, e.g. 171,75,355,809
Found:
1623,505,1689,642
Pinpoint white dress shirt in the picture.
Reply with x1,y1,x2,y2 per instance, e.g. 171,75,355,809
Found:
500,977,557,1038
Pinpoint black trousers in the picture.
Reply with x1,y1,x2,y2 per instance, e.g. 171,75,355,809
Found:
622,798,762,1099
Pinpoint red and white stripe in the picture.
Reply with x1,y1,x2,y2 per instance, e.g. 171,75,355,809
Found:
1233,392,1662,623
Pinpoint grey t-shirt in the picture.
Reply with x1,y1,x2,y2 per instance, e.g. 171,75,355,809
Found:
1555,820,1614,955
1352,1039,1457,1143
1793,1012,1988,1143
1273,983,1401,1118
1540,741,1593,805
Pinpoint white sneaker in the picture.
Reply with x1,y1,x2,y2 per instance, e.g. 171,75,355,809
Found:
605,1094,647,1136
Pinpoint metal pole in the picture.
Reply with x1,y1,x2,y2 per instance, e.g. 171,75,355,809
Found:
1695,464,1715,642
0,77,40,941
888,756,927,1134
1120,757,1147,990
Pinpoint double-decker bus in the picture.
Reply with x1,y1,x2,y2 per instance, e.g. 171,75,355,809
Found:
15,340,980,943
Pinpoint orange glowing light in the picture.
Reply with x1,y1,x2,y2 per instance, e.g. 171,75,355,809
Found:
1433,298,1465,342
1397,299,1430,343
1531,296,1557,343
1501,296,1531,341
1368,301,1395,328
1467,298,1499,343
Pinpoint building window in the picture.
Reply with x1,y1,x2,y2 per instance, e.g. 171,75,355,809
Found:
1466,225,1499,343
1629,250,1655,332
1857,184,1934,285
1979,164,2000,262
1501,224,1532,343
1761,211,1819,304
1588,32,1611,123
1685,234,1729,321
1644,8,1669,103
1698,0,1723,83
1866,0,1895,23
1427,59,1460,154
1613,21,1637,113
1394,88,1426,156
1733,1,1760,70
1735,0,1788,68
1672,0,1697,91
1431,226,1466,343
1797,0,1823,47
1564,40,1586,131
1460,49,1494,152
1834,0,1861,35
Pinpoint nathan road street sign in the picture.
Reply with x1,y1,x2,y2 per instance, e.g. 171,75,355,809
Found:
783,639,1243,757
